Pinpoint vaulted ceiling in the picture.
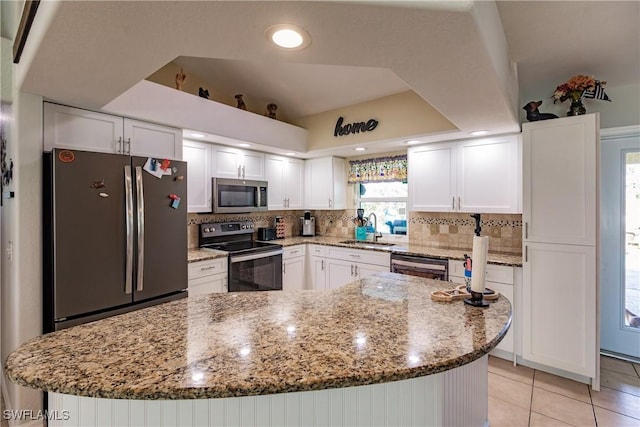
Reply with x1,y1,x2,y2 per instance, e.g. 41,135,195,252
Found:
15,1,640,154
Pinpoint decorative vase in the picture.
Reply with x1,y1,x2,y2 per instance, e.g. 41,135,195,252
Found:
567,97,586,116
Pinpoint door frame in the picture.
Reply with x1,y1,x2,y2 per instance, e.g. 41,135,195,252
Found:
600,125,640,360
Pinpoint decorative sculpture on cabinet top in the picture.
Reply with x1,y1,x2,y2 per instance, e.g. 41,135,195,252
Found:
266,103,277,119
175,68,187,91
523,100,558,122
235,94,247,110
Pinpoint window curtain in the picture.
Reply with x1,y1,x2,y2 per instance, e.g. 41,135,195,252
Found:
347,155,407,183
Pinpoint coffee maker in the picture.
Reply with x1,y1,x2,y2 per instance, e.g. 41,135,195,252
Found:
300,211,315,236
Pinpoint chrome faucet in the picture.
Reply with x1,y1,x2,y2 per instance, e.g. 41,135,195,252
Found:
368,213,383,242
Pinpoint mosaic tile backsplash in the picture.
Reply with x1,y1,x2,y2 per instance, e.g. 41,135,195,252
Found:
188,210,522,254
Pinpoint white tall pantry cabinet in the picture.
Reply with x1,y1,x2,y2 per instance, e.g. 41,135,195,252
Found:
522,114,599,387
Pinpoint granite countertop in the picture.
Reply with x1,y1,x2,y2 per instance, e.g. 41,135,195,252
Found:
188,248,228,263
5,273,511,400
270,236,523,267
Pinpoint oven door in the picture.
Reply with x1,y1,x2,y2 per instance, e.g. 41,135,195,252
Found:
390,257,448,280
229,250,283,291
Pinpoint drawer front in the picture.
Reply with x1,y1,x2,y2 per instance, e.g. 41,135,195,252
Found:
449,260,513,285
188,274,227,296
327,247,390,267
308,244,326,257
188,258,227,280
283,245,306,260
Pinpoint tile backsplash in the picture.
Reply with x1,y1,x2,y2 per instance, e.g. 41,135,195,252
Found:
187,210,522,255
408,212,522,254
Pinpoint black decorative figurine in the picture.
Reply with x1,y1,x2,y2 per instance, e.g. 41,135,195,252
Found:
523,100,558,122
198,87,210,99
235,94,247,110
266,103,277,119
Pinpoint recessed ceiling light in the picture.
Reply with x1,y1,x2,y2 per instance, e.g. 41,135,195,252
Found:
190,133,205,138
354,147,366,151
238,143,251,148
285,152,296,156
470,130,488,136
405,140,421,145
266,24,311,50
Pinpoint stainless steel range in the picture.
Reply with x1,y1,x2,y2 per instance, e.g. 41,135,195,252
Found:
199,221,283,292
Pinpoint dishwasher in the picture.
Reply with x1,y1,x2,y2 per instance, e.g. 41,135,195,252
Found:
390,253,448,281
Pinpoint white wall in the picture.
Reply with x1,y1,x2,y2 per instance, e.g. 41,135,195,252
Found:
0,52,44,415
521,82,640,129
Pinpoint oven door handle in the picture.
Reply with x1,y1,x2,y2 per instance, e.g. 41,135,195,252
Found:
230,249,283,263
391,259,447,270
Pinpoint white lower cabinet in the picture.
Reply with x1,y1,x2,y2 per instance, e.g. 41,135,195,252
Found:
283,245,306,291
323,247,390,289
522,242,596,378
188,258,228,296
449,260,516,360
307,245,328,289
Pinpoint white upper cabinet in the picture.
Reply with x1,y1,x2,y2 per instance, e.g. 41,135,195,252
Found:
123,119,182,159
183,140,212,213
44,102,182,159
265,155,304,210
457,136,520,213
44,103,123,154
408,135,521,213
304,156,346,210
523,114,597,245
408,142,457,212
211,145,264,180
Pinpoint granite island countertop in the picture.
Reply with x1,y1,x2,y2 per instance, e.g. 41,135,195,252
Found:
6,273,511,400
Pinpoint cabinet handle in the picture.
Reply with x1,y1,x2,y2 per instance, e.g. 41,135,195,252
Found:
329,198,333,208
321,260,325,270
290,250,299,255
525,245,528,262
237,165,241,178
349,254,361,259
355,265,359,276
457,196,461,210
200,266,216,271
351,264,354,276
116,137,123,153
242,165,245,179
452,197,455,210
283,263,286,274
283,199,287,207
525,222,528,239
286,198,290,208
125,138,131,154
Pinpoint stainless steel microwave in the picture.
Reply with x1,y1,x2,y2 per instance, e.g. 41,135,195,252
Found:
212,178,268,213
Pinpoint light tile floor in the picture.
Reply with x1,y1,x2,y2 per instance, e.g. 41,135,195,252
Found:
489,355,640,427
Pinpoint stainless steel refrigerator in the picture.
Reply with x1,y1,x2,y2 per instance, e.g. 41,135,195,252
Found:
43,149,187,331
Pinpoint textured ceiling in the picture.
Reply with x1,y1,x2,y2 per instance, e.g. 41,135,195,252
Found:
14,1,640,156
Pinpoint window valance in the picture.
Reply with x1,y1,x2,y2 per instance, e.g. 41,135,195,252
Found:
347,155,407,183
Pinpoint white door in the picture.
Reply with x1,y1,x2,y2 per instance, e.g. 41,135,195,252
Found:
408,143,456,212
458,136,520,213
212,146,240,178
326,259,355,289
522,242,596,377
183,140,212,213
305,157,333,209
309,256,327,290
265,155,286,209
285,158,305,209
43,102,123,153
123,119,182,159
523,115,597,246
600,130,640,358
240,150,265,180
283,258,305,291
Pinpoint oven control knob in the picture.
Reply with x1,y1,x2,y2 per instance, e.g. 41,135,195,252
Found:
250,224,254,229
241,225,246,229
204,228,210,233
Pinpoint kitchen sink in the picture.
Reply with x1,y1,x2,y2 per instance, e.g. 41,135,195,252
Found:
339,240,395,247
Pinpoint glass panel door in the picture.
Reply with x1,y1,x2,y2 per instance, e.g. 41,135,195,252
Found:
624,151,640,329
600,133,640,359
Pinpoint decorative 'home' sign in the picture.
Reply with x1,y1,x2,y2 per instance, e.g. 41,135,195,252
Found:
334,116,379,137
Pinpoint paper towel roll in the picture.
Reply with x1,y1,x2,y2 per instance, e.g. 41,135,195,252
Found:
470,235,489,293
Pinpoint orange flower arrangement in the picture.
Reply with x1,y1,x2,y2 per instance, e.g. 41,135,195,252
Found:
552,74,601,103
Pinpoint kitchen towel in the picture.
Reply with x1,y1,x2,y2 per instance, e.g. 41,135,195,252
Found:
471,235,489,293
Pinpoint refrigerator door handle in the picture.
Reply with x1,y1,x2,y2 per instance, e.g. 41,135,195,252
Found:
124,166,134,295
135,166,145,291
